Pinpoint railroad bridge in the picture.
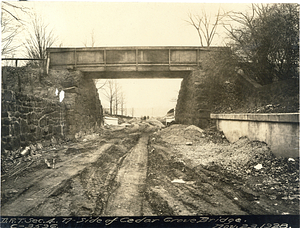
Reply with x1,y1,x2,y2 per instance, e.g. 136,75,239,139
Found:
46,46,229,78
46,46,229,131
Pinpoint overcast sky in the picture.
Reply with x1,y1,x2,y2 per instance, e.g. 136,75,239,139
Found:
5,1,256,117
20,1,253,47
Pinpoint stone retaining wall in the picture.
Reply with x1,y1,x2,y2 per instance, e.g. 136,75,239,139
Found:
1,89,66,151
175,69,211,128
1,66,104,153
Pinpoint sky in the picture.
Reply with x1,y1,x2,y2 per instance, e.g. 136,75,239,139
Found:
16,1,252,48
3,1,256,117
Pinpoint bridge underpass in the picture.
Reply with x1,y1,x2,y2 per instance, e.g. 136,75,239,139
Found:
46,46,229,127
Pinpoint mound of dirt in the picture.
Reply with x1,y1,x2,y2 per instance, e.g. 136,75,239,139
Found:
153,124,300,205
146,118,165,129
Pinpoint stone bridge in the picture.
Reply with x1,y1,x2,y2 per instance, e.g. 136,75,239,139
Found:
46,46,228,78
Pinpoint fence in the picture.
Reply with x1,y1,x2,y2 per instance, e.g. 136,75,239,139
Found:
1,58,45,67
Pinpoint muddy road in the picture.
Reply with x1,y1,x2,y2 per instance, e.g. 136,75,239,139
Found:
1,119,299,217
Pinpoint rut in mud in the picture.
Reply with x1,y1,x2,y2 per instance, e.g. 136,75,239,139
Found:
1,130,142,216
25,144,129,216
143,126,299,216
1,119,299,216
103,135,149,216
145,143,264,215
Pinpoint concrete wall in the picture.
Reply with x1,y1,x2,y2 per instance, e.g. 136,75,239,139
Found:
211,113,299,157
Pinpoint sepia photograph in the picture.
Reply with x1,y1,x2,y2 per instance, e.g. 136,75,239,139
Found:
1,1,299,227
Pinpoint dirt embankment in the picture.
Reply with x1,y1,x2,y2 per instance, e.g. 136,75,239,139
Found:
144,124,299,215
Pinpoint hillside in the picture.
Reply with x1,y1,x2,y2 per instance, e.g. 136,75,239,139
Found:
211,78,299,115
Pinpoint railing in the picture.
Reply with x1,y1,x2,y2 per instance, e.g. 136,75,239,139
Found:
1,58,45,67
47,46,229,72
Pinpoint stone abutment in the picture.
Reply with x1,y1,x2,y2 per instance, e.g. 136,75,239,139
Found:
1,67,103,154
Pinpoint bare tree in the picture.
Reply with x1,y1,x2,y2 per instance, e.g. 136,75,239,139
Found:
187,8,224,47
24,14,57,66
120,92,126,116
83,29,96,47
102,80,116,115
99,79,125,116
114,81,122,115
1,1,28,56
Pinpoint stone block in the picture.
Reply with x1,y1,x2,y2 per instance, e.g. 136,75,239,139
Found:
35,101,44,108
44,134,52,141
2,117,10,126
36,127,42,140
54,125,62,135
13,122,20,135
2,111,8,118
20,134,26,142
15,93,26,101
41,140,51,147
53,111,61,119
20,119,29,134
1,125,10,136
3,90,15,102
44,105,55,114
20,140,29,148
19,113,27,119
1,141,8,151
24,101,33,107
29,125,36,133
27,133,36,143
10,136,20,150
4,140,12,150
14,111,21,118
1,137,8,143
48,125,53,134
30,101,36,107
43,126,49,135
27,112,36,125
19,106,29,114
7,103,16,112
48,118,55,125
39,116,48,127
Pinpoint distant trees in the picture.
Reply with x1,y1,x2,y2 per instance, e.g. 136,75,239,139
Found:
100,80,126,116
102,80,116,115
225,3,299,85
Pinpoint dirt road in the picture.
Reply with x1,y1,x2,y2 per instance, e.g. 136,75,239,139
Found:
103,135,148,216
1,119,299,217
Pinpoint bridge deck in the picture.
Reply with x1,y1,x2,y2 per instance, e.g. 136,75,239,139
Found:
47,46,228,78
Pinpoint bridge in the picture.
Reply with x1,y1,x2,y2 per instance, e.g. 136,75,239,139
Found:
46,46,229,78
